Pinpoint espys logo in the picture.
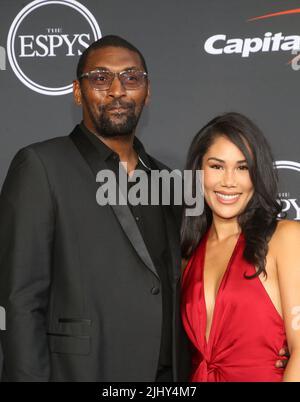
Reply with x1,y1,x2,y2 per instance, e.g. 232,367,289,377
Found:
276,161,300,221
204,8,300,59
7,0,101,95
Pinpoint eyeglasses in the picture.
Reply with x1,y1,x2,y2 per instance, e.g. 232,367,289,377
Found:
79,69,148,91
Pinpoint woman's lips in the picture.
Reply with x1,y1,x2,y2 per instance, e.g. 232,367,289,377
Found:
214,191,241,204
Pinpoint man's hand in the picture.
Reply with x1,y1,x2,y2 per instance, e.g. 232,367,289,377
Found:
275,347,290,368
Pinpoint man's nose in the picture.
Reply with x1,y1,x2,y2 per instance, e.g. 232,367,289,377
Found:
107,75,126,97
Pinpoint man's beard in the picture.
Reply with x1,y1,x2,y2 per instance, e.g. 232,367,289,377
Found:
88,99,143,138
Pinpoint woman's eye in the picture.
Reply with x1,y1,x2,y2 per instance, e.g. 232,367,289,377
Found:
238,165,249,170
210,164,223,170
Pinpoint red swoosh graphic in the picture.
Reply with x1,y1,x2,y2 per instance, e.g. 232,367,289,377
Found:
248,8,300,21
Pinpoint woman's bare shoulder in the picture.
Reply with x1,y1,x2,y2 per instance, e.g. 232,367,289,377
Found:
270,220,300,252
274,219,300,238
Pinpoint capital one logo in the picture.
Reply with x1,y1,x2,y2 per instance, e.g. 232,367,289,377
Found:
7,0,101,95
204,8,300,59
276,161,300,220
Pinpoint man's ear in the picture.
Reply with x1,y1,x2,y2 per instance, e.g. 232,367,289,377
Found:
73,80,82,105
145,80,150,106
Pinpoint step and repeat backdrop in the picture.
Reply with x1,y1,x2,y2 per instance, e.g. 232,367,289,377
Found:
0,0,300,221
0,0,300,377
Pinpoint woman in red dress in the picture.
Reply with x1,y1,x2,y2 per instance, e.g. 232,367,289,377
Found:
181,113,300,382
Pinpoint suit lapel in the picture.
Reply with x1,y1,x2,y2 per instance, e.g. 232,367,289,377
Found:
69,126,159,278
162,204,182,283
146,157,182,283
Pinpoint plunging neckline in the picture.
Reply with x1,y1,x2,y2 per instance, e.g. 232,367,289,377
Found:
201,230,242,346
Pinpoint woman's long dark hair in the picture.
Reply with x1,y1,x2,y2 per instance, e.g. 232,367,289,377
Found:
181,112,282,278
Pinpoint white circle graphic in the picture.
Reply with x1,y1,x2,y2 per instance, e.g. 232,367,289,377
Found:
275,160,300,172
7,0,101,96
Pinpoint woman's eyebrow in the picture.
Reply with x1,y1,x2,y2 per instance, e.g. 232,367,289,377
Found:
207,157,247,163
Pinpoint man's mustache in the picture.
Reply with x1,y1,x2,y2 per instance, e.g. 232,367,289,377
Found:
102,100,135,112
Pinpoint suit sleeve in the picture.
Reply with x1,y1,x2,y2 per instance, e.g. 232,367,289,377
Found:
0,147,55,381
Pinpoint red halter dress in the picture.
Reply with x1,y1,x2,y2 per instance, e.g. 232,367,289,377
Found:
181,230,287,382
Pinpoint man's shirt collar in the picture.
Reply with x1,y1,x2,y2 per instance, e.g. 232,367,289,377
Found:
79,121,152,172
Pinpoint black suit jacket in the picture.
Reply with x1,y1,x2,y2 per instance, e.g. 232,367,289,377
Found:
0,125,190,382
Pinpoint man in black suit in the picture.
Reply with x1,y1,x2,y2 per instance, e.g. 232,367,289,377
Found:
0,35,190,381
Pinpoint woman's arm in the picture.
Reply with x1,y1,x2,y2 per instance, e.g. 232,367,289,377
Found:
276,220,300,382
